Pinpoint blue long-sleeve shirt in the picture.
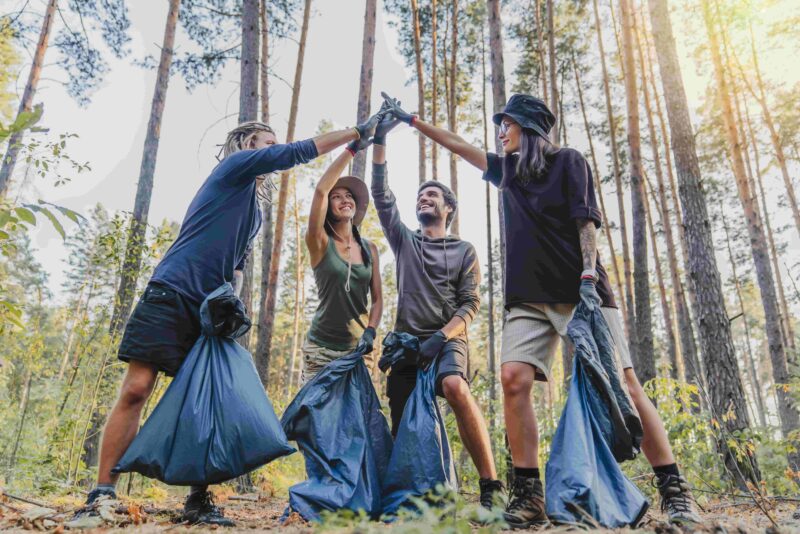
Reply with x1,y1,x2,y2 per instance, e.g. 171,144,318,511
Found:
151,139,318,304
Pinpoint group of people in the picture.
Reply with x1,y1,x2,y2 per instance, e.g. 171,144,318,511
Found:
77,92,701,528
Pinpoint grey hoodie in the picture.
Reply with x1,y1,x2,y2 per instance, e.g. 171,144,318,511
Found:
371,162,480,339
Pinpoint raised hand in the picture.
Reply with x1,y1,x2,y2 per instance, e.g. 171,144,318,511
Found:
348,108,386,153
380,91,416,125
374,111,402,146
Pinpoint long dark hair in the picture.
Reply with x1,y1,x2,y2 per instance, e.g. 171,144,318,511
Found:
501,129,560,188
324,206,371,268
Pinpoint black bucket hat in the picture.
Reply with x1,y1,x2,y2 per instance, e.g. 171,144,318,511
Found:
492,94,555,139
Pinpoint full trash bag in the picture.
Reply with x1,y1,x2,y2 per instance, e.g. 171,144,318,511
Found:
380,332,457,516
280,350,393,522
113,283,294,485
545,301,648,528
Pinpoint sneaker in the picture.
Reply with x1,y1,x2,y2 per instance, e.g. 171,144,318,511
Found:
72,487,117,519
182,491,235,527
654,473,702,525
479,478,507,510
503,476,547,529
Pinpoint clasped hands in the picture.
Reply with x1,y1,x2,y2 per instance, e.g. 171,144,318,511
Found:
346,92,415,154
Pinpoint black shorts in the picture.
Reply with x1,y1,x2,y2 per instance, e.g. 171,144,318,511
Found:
386,336,469,436
118,282,201,376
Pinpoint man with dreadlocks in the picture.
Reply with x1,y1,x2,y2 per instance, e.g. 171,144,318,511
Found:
76,116,383,526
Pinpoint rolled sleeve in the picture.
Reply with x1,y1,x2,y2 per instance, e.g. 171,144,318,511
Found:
482,152,503,187
566,150,602,228
453,245,481,328
224,139,319,186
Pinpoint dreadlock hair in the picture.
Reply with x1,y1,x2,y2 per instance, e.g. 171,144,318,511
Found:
501,129,560,188
417,180,457,228
324,196,371,268
222,121,278,203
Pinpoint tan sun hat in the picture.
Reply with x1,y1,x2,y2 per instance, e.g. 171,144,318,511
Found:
330,176,369,227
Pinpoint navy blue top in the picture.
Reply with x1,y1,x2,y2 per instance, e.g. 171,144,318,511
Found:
151,139,319,304
483,147,617,309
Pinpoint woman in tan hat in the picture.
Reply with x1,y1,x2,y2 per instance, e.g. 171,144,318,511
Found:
302,143,382,382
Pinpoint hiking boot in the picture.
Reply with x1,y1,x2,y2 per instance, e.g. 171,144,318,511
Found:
72,487,117,519
503,476,547,529
479,478,507,510
182,491,235,527
655,473,702,525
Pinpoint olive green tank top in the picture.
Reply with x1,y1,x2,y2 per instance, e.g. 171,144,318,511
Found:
307,236,372,351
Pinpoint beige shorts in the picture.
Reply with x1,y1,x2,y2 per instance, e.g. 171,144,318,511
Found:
300,338,375,384
500,303,633,382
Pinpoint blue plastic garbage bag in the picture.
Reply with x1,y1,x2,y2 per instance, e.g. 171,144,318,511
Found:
381,332,457,516
280,350,393,521
113,283,294,485
545,301,648,528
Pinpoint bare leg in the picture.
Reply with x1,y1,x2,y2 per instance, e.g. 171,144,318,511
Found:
96,361,159,485
624,368,675,467
501,362,539,468
441,375,497,479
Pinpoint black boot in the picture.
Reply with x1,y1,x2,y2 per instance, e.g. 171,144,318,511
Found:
503,475,547,529
654,473,702,525
182,491,235,527
479,478,507,510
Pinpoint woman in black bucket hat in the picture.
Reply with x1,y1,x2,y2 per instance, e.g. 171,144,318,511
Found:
380,92,701,528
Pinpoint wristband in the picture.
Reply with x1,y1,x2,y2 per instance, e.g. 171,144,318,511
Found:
409,115,418,126
345,146,356,157
353,127,361,140
581,269,598,281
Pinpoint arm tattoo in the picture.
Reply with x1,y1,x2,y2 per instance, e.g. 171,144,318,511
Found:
577,219,597,271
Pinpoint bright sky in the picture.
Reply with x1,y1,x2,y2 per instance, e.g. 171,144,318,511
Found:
8,0,800,307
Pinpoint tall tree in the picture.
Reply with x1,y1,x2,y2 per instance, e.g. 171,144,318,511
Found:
648,0,755,486
411,0,428,182
546,0,558,143
351,0,377,180
447,0,459,234
109,0,181,336
0,0,57,198
619,0,655,383
592,0,636,350
534,0,548,105
487,0,507,282
431,0,439,180
255,0,312,387
702,0,798,472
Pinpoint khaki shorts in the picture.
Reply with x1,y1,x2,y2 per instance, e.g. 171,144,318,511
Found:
300,338,375,384
500,303,633,382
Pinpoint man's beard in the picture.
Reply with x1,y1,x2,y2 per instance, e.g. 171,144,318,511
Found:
416,205,442,226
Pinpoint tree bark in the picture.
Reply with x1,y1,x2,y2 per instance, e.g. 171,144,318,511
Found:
109,0,181,336
260,1,270,123
571,55,627,332
534,0,548,105
411,0,427,183
619,0,655,383
448,0,459,234
0,0,58,197
592,0,636,355
546,0,558,143
703,0,798,471
254,0,312,387
487,0,507,290
351,0,377,180
286,184,302,399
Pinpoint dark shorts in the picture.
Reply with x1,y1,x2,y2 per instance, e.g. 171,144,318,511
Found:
386,336,469,436
118,282,201,376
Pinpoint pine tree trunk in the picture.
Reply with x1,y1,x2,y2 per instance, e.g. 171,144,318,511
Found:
649,0,755,486
448,0,459,234
721,205,768,428
534,0,548,105
258,0,274,365
703,0,798,472
592,0,636,356
0,0,58,197
411,0,427,183
109,0,181,336
286,185,302,399
619,0,655,383
431,0,439,181
351,0,377,180
571,55,628,333
546,0,558,143
487,0,507,291
260,1,270,122
255,0,312,387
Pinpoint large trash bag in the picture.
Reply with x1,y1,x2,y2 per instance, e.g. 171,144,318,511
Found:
545,301,648,528
280,350,393,521
381,332,457,516
113,283,294,485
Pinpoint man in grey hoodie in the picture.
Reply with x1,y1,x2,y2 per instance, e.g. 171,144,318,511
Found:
371,122,505,510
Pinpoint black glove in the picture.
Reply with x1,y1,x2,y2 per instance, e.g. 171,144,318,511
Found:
350,108,385,152
579,277,602,311
374,112,402,146
356,326,376,354
418,331,447,370
380,91,417,125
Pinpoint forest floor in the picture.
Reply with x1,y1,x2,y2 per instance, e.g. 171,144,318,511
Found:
0,489,796,533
